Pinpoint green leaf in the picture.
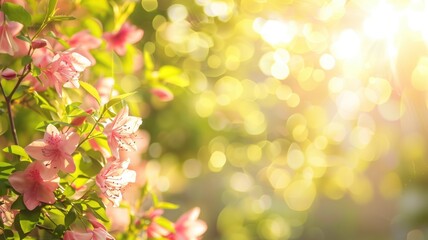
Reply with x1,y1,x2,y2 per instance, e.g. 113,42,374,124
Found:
32,92,57,113
158,65,181,79
47,0,58,17
53,224,66,237
144,50,154,71
48,31,70,48
0,113,9,136
85,198,108,222
0,162,14,180
35,121,72,132
2,3,32,26
0,181,9,195
154,216,175,232
80,81,101,105
157,201,179,210
2,229,14,238
16,34,31,43
32,66,41,77
65,103,87,117
11,195,26,210
164,75,189,88
3,145,29,159
21,56,32,66
19,208,41,234
49,15,76,22
64,209,76,228
105,92,136,109
63,185,75,198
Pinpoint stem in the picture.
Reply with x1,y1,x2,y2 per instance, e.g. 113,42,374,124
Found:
77,108,106,148
0,64,32,145
36,224,54,231
0,83,18,145
44,210,58,227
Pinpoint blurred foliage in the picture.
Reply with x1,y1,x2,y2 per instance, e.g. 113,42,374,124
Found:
127,0,428,239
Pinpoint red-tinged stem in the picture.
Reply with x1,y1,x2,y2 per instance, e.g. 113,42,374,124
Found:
0,63,32,145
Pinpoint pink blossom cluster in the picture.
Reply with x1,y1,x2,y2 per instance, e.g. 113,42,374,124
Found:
147,207,208,240
0,1,207,238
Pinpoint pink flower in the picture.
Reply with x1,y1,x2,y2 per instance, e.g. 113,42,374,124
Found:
63,228,114,240
96,158,136,207
1,68,17,80
145,209,171,239
70,109,94,127
64,216,115,240
103,22,144,56
8,161,59,210
25,124,80,173
0,11,24,56
151,86,174,102
40,50,91,97
0,195,17,226
106,207,130,233
168,207,207,240
31,39,48,49
69,30,101,65
103,106,142,158
32,41,54,68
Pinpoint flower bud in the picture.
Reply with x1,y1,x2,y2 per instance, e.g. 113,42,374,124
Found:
31,39,48,49
70,109,94,126
1,68,17,80
151,87,174,102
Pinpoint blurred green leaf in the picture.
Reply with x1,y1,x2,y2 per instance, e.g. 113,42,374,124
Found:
48,31,70,48
0,113,9,136
80,81,101,105
144,50,154,71
0,162,14,180
33,92,57,113
21,56,32,66
85,197,108,222
54,224,66,237
105,92,136,109
50,15,75,22
64,209,76,228
157,201,179,210
3,145,29,159
154,216,175,232
63,185,76,198
16,34,31,43
32,66,41,77
18,207,41,234
65,103,86,117
11,195,25,210
47,0,58,17
83,18,103,37
164,75,189,88
158,66,181,79
2,2,32,26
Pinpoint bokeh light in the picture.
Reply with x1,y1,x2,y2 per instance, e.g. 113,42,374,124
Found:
129,0,428,239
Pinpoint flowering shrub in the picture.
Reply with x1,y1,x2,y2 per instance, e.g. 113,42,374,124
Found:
0,0,206,239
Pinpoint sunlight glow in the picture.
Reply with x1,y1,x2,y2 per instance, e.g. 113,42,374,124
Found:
331,29,361,60
253,18,297,46
363,2,400,40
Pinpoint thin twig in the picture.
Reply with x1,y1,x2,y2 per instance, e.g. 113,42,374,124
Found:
77,108,107,148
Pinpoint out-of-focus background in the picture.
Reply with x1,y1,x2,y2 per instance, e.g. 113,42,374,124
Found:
71,0,428,239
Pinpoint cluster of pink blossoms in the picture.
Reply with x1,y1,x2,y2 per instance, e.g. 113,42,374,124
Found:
8,105,143,210
0,1,207,238
146,207,208,240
